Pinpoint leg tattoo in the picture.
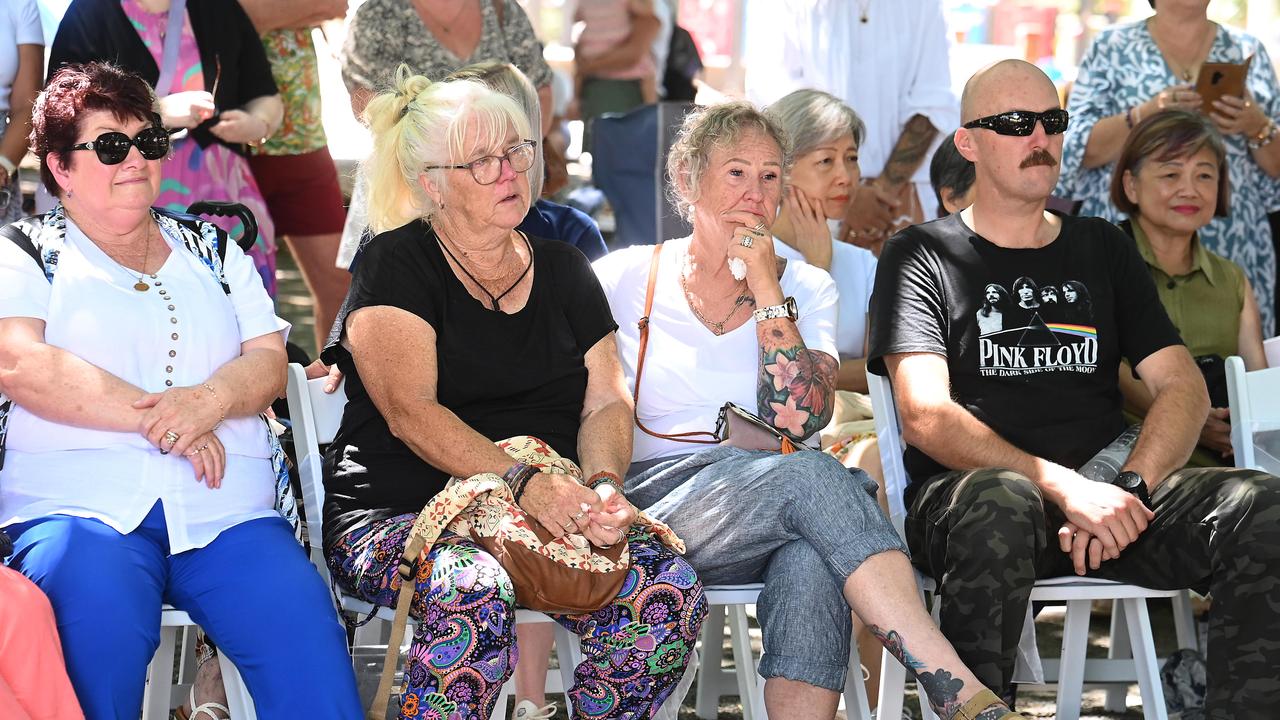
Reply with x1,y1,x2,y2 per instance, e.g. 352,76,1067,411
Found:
869,625,966,718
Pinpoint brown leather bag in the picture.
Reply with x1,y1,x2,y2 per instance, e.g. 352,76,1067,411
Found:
365,436,684,720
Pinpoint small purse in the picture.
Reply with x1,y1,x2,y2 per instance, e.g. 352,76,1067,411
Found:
633,243,801,455
715,402,798,453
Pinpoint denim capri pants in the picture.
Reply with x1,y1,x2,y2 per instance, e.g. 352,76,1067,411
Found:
626,446,907,691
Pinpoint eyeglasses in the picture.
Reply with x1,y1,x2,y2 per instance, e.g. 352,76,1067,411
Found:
963,109,1070,137
66,127,172,165
425,140,537,185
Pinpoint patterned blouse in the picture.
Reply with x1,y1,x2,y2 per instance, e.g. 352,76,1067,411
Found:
1057,20,1280,336
341,0,552,93
256,29,327,156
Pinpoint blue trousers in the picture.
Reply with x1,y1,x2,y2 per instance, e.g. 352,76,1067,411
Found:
5,503,361,719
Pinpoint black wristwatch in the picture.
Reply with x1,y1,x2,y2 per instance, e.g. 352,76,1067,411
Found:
1112,471,1152,509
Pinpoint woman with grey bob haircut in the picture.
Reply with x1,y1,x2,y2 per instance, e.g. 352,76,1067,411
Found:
593,101,1029,720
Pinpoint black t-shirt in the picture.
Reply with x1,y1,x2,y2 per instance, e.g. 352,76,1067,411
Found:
867,213,1182,504
321,219,618,548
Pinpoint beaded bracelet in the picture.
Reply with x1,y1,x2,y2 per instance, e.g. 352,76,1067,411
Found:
587,471,624,494
1247,119,1278,150
201,382,226,428
502,463,540,501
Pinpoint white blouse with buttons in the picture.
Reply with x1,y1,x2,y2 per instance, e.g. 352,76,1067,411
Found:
0,217,290,552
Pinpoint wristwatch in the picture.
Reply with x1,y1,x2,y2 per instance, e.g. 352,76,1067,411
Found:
1112,471,1152,509
752,296,798,323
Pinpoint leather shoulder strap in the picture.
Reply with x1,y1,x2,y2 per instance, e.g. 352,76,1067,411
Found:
0,224,41,270
632,242,718,445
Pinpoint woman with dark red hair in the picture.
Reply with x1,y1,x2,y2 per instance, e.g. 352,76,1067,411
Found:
0,62,360,719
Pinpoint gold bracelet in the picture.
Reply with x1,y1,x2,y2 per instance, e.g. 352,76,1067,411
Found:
202,382,227,426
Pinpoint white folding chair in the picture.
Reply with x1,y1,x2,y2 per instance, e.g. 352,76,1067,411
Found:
693,584,873,720
284,363,580,719
142,607,254,719
1225,355,1280,474
867,370,1195,720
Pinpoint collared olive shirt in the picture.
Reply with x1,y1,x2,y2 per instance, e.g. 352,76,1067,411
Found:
1129,220,1246,360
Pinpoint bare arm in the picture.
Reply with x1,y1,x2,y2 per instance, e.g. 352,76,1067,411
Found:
1250,131,1280,179
1,45,41,175
575,332,633,481
1083,86,1200,169
238,0,347,33
1238,277,1268,371
133,332,287,458
0,317,147,432
878,114,938,189
756,319,839,442
345,304,604,536
347,305,518,477
886,351,1153,560
1117,361,1153,416
244,94,284,138
537,84,553,140
575,4,661,76
1122,344,1209,484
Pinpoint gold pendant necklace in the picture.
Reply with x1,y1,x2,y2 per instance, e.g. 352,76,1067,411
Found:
680,259,749,336
132,224,153,292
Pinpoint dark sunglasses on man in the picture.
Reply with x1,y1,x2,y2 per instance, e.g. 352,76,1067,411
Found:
66,126,173,165
963,109,1070,137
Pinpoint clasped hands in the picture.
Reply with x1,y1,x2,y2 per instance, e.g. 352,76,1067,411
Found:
133,385,227,489
1146,83,1269,139
1049,465,1155,576
519,472,637,549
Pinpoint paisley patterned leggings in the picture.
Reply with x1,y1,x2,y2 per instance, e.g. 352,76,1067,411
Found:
327,514,707,719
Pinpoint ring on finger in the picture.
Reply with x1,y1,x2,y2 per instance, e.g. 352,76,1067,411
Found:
751,221,767,235
614,527,625,546
561,521,576,532
740,235,754,249
163,429,180,446
572,510,588,521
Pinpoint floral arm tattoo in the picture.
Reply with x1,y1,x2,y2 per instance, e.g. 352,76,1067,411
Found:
757,322,838,441
869,624,968,719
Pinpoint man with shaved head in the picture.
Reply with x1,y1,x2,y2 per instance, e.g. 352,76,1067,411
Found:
868,60,1280,714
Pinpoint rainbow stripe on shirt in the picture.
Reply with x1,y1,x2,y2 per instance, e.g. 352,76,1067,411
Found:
1046,323,1098,339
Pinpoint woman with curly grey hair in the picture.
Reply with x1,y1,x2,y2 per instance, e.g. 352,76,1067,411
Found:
593,102,1027,720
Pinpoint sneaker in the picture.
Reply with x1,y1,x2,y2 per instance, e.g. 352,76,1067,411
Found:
1161,648,1207,716
513,699,557,720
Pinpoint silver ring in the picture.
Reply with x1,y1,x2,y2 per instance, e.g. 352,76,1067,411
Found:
561,521,576,532
572,510,588,521
741,235,754,248
615,528,626,545
752,221,767,234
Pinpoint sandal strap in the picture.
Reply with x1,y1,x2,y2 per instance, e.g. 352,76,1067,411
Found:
952,689,1022,720
190,702,230,720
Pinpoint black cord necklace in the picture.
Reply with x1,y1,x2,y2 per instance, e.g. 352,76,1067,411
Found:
436,231,533,311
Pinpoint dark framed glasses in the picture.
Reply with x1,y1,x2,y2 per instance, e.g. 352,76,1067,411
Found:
425,140,537,185
963,109,1070,137
66,127,172,165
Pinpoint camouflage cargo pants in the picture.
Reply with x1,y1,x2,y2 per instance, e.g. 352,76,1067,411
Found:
905,466,1280,718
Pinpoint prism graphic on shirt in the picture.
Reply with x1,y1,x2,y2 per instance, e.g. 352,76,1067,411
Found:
976,278,1096,377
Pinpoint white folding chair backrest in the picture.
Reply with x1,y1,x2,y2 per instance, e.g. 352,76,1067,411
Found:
866,369,910,526
1225,355,1280,473
285,363,348,581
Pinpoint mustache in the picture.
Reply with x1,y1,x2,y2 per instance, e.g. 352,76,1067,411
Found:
1020,149,1059,169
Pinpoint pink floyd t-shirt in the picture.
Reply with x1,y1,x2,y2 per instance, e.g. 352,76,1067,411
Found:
867,213,1183,501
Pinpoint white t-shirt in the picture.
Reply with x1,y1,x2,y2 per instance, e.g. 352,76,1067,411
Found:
594,237,839,462
0,216,291,552
743,0,958,218
1,0,44,113
772,221,877,360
